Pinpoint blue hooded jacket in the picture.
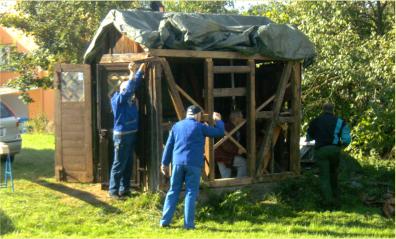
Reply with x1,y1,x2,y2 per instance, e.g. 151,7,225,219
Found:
111,70,143,134
162,118,225,168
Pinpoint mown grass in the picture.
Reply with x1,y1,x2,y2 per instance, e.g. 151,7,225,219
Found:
0,134,394,238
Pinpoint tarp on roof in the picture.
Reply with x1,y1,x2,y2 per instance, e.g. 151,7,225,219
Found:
84,9,315,66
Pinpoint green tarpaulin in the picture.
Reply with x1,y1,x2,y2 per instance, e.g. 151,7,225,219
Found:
84,9,315,66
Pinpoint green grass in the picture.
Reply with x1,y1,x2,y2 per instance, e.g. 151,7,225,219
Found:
0,134,394,238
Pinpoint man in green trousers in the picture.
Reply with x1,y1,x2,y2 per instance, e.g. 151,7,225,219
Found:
307,103,351,209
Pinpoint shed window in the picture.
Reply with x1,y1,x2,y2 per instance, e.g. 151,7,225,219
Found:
61,72,84,102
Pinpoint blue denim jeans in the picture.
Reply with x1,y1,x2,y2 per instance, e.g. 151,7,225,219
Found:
109,132,136,195
160,164,201,229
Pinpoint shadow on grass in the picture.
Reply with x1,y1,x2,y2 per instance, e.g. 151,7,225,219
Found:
35,179,121,214
13,148,54,180
0,209,15,235
13,146,121,214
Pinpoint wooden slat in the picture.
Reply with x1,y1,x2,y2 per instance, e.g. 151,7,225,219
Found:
61,132,85,140
213,87,246,97
62,139,84,148
256,62,293,177
61,124,84,132
148,49,273,61
214,120,246,149
62,148,85,156
256,111,294,123
175,84,204,111
204,58,215,181
247,59,256,177
205,177,253,187
160,58,185,120
100,53,150,63
213,65,250,74
289,62,302,174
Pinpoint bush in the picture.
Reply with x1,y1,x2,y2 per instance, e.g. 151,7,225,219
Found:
24,114,53,134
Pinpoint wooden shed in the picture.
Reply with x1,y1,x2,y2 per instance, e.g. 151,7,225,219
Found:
54,10,315,191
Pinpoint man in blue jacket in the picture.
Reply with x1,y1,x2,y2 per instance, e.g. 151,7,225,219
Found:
307,103,351,208
109,62,146,199
160,105,225,229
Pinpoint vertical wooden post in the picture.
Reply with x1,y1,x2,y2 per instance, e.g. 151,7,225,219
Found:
289,62,301,174
204,58,214,181
54,64,63,181
247,60,256,177
147,63,162,192
154,62,163,189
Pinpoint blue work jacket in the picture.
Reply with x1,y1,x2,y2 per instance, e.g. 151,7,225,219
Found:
111,70,143,134
162,118,225,168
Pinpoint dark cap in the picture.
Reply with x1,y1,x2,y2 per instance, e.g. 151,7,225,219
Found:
186,105,202,116
322,103,334,113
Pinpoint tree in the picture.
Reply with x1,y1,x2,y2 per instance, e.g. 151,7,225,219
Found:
163,0,234,14
248,1,395,158
0,1,141,102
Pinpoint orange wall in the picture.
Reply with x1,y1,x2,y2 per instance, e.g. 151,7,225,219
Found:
0,26,55,122
27,88,55,122
0,27,29,53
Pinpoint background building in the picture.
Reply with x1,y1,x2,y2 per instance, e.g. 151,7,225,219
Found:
0,26,55,122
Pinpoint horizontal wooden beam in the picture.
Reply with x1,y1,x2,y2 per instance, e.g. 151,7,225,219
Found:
256,111,294,122
213,87,246,97
100,53,150,63
204,177,253,187
148,49,273,60
213,65,250,74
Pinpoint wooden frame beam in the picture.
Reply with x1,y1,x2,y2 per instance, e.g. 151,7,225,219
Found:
213,87,246,97
256,62,293,177
247,59,256,177
204,58,215,181
289,63,302,174
159,58,185,120
148,49,273,61
213,65,251,74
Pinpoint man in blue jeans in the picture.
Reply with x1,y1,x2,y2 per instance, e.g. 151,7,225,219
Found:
109,62,146,199
160,105,225,229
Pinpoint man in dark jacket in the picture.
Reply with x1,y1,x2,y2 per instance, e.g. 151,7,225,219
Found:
307,103,351,208
160,105,225,229
108,62,146,199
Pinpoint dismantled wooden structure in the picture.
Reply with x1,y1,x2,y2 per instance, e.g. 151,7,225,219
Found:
54,11,305,192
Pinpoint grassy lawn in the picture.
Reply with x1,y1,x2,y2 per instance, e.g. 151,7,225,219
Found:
0,134,394,238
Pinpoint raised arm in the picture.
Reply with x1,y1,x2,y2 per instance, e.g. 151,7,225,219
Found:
202,120,225,138
115,63,146,104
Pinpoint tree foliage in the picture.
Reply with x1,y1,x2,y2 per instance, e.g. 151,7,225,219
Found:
0,1,141,102
249,1,395,158
163,0,234,14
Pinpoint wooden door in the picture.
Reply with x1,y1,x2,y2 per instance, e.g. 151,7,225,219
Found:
54,64,93,182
